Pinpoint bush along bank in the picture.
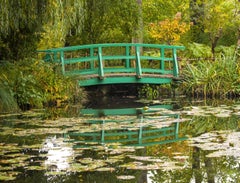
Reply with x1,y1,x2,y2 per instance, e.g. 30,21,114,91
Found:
0,58,85,112
180,48,240,98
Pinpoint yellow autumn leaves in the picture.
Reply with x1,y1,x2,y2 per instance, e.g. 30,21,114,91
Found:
148,13,190,45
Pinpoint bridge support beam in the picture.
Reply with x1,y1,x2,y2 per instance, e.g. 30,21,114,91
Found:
79,76,172,86
98,47,104,79
172,48,179,77
135,46,142,78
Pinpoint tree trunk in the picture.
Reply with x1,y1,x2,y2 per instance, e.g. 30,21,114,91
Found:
189,0,205,43
211,28,222,59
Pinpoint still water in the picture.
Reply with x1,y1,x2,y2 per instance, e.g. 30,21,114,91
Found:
1,97,240,182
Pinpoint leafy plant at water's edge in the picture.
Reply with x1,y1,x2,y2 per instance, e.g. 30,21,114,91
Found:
180,48,240,98
0,58,85,111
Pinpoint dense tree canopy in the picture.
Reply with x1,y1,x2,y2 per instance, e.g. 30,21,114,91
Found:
66,0,139,45
0,0,239,60
0,0,84,60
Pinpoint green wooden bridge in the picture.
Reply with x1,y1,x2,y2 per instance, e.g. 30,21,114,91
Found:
38,43,184,86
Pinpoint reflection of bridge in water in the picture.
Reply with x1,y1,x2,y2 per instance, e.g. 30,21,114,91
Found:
64,104,187,147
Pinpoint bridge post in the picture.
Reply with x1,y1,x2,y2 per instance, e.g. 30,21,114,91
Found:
135,46,142,78
54,52,58,62
60,51,65,74
172,48,179,77
98,47,104,79
125,46,130,68
175,121,179,139
160,48,165,70
90,47,94,70
101,120,105,143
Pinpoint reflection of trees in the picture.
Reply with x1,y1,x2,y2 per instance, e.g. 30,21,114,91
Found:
191,148,240,183
204,153,215,183
183,114,240,183
181,115,239,137
192,147,203,183
192,147,215,183
147,111,240,182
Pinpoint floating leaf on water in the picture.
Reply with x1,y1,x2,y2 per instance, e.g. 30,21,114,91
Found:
173,155,189,160
158,163,183,171
45,171,67,176
0,156,28,165
206,150,227,158
0,144,21,151
95,167,115,172
0,173,17,181
78,158,93,164
109,147,136,155
71,163,88,172
106,154,125,162
117,175,135,180
128,155,164,163
214,113,231,118
120,161,143,169
27,165,45,171
22,144,42,149
129,163,161,170
104,158,123,164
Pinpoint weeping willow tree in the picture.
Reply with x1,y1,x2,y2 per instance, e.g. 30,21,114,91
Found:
0,0,85,112
0,0,45,60
68,0,139,45
0,0,85,60
38,0,85,49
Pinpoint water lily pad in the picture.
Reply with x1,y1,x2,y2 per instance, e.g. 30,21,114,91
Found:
95,167,115,172
0,173,16,181
71,163,89,172
117,175,135,180
78,158,93,164
27,165,45,171
45,171,67,176
119,161,143,169
128,155,164,163
214,113,231,118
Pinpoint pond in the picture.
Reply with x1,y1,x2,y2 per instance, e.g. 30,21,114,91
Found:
1,97,240,182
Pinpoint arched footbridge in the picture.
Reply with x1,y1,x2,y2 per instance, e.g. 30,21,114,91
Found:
38,43,184,86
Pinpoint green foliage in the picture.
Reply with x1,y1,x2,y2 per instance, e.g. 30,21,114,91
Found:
143,0,189,22
0,0,46,60
38,0,84,50
181,47,240,97
0,59,85,110
0,0,85,59
0,85,19,113
68,0,139,45
143,0,190,44
189,0,240,54
184,43,212,59
148,14,190,45
138,84,172,99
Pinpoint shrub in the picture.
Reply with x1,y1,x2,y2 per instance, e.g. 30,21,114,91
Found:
0,58,85,110
180,46,240,98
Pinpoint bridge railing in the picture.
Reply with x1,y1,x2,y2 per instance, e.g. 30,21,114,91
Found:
38,43,184,78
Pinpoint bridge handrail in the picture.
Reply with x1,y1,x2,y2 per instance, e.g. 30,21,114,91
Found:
38,43,184,83
38,43,185,53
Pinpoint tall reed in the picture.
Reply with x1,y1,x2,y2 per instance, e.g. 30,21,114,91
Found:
181,48,240,98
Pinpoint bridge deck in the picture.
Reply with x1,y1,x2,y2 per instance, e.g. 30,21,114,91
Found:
80,73,173,79
77,73,174,86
